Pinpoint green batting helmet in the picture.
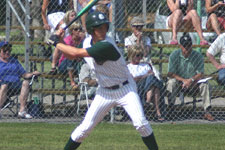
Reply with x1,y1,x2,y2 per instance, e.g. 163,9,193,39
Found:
86,11,110,34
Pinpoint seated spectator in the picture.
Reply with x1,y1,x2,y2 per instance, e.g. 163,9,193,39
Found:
166,34,214,121
58,22,85,89
206,0,225,35
206,33,225,85
0,42,41,119
125,16,152,61
127,45,165,121
167,0,208,45
49,10,77,75
79,63,97,99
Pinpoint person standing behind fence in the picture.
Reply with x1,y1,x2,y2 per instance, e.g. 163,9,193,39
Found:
206,33,225,85
166,34,214,121
206,0,225,36
167,0,208,45
0,41,41,119
49,11,158,150
41,0,73,40
125,16,152,61
127,45,165,122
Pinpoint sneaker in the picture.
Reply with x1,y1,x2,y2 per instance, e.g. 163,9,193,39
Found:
204,113,214,121
170,40,178,45
200,40,209,45
18,111,32,119
48,68,57,75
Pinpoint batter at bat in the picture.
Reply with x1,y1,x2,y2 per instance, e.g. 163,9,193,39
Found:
49,11,158,150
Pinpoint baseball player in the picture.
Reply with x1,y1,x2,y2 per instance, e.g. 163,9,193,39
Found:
49,11,158,150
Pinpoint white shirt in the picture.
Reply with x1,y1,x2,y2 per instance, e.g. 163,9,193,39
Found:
207,33,225,64
127,63,152,77
124,33,151,47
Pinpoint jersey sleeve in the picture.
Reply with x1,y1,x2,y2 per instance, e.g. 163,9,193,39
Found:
86,41,120,62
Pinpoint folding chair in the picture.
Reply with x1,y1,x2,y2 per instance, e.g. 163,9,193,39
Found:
1,89,20,116
76,74,91,115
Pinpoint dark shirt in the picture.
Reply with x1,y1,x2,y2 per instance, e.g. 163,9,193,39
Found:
209,0,225,17
47,0,70,15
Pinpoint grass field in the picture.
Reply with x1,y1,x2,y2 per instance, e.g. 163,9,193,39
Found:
0,122,225,150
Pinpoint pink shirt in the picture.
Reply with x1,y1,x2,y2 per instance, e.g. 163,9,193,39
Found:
58,35,74,66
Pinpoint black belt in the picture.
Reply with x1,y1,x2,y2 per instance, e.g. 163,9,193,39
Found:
105,80,129,90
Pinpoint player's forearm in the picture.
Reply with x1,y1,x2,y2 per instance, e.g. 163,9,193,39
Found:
56,43,89,59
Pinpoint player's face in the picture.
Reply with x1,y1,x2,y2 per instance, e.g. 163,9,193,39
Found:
92,24,108,41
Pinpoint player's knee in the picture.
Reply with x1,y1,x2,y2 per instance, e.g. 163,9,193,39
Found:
136,122,153,137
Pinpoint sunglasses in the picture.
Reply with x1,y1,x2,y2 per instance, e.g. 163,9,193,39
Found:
2,49,11,54
135,54,143,58
132,25,144,29
73,28,83,32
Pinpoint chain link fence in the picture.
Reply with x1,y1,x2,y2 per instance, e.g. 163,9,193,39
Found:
0,0,225,123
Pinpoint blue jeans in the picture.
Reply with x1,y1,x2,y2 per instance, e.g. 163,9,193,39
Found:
218,68,225,85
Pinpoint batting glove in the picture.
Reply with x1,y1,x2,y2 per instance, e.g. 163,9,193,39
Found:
48,34,60,47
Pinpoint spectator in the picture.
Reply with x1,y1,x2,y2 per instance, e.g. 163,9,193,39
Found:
167,0,208,45
78,0,112,33
206,0,225,35
41,0,73,34
206,33,225,85
166,34,214,121
125,16,152,61
58,22,85,89
49,10,79,75
0,41,41,119
127,45,165,121
79,63,98,99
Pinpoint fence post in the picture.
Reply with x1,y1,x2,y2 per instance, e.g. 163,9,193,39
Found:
197,0,202,52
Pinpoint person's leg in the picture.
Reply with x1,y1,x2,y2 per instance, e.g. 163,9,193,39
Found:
168,9,183,43
49,47,61,74
146,88,154,103
207,14,221,35
185,9,207,43
0,84,8,108
166,78,180,106
19,80,30,112
199,82,214,121
118,91,158,150
218,68,225,85
153,87,163,118
64,95,116,150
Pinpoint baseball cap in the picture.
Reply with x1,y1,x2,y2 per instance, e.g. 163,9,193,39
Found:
180,34,192,48
0,41,11,48
130,16,145,26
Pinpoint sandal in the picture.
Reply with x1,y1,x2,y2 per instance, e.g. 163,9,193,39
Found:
170,40,178,45
200,40,209,45
156,114,165,122
71,84,79,90
48,68,57,75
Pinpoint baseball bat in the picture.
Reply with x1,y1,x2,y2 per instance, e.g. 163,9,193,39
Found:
63,0,100,30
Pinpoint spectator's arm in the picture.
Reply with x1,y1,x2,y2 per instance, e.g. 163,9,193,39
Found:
167,0,180,12
205,0,224,13
206,52,225,70
41,0,50,30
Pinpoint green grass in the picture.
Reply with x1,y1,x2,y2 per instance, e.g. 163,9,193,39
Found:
0,122,225,150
